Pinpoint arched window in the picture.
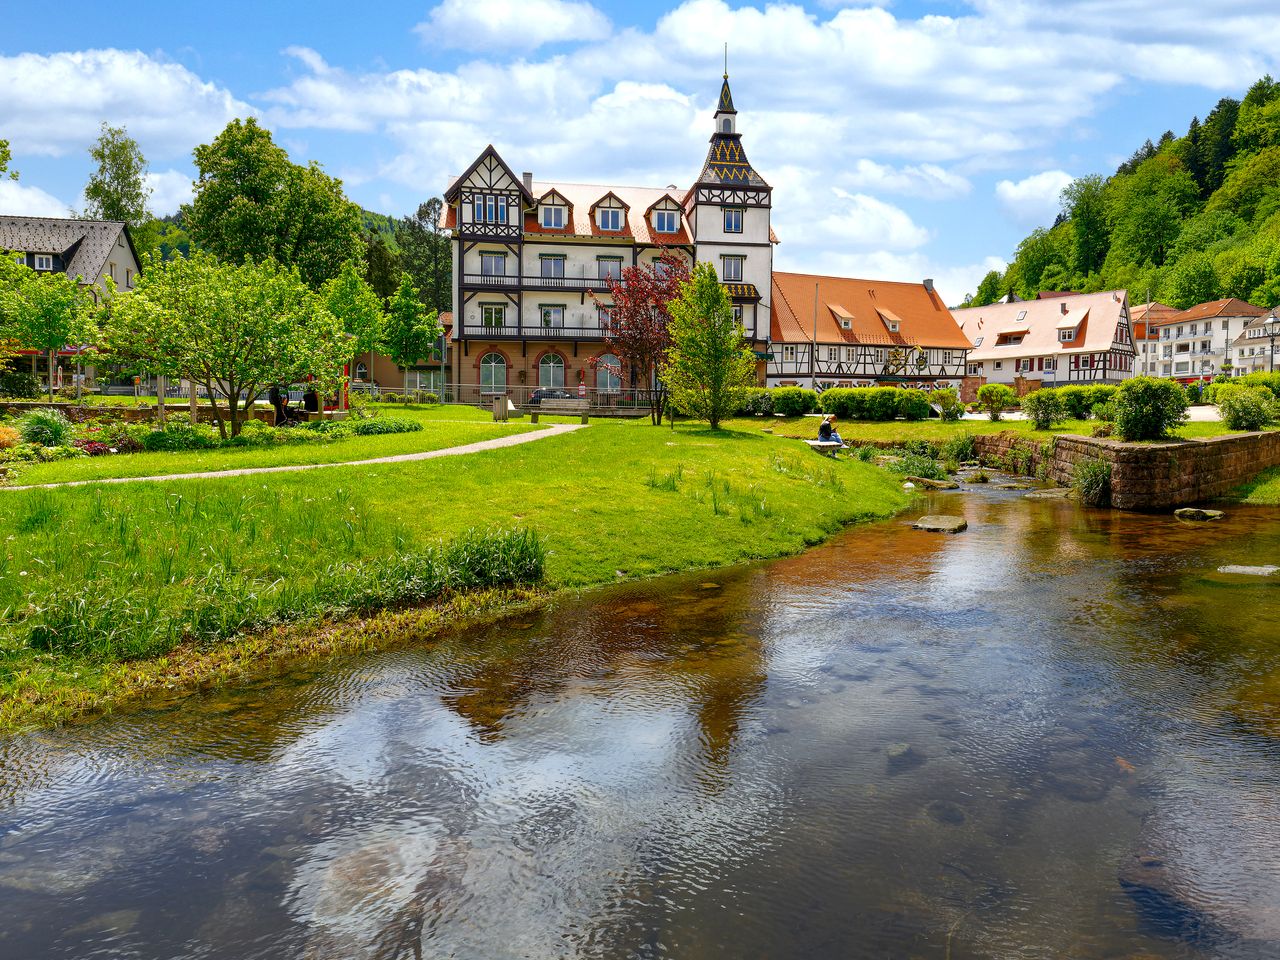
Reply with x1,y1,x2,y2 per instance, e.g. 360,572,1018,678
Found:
480,353,506,392
596,353,621,393
354,361,368,381
539,353,564,388
721,118,732,133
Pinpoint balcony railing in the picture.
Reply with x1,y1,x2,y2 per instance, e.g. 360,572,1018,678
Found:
461,272,625,290
459,322,609,340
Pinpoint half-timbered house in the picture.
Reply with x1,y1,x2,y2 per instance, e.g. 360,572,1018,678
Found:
953,290,1137,388
766,272,970,388
441,74,777,402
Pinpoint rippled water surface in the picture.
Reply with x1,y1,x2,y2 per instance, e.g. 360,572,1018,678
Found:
3,487,1280,959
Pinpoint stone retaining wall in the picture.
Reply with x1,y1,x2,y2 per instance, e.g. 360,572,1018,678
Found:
973,430,1280,510
1,402,275,426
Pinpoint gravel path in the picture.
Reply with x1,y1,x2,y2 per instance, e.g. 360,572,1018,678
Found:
3,423,586,491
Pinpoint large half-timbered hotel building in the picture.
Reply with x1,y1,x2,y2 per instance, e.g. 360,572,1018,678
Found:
443,75,775,399
951,291,1137,388
766,272,971,388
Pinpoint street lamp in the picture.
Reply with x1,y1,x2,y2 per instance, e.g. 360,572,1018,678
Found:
1265,312,1280,374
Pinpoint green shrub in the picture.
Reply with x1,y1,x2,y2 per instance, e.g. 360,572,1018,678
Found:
1184,381,1204,404
940,433,975,463
852,443,876,462
737,388,773,416
1073,458,1112,506
1217,384,1278,431
351,417,424,436
141,423,219,451
18,408,73,446
1020,389,1067,430
1091,400,1116,423
1113,376,1189,441
866,387,900,421
976,383,1016,421
1054,385,1093,420
933,388,964,421
890,451,946,480
1233,371,1280,400
0,368,41,399
771,387,818,416
897,389,932,422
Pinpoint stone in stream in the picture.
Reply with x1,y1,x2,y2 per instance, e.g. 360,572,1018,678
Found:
1025,488,1074,500
1118,853,1236,947
925,800,967,825
903,475,961,490
994,482,1033,491
1217,565,1279,577
885,742,925,774
1174,507,1225,521
912,516,968,533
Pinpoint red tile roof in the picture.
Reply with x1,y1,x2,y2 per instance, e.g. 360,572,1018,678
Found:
771,272,970,348
954,290,1129,360
1156,298,1267,325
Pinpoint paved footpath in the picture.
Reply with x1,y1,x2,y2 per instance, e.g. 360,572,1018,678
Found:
4,423,586,491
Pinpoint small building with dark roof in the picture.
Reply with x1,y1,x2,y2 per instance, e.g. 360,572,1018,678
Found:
1,215,141,297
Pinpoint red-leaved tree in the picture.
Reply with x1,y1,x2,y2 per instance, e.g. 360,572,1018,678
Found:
592,250,691,425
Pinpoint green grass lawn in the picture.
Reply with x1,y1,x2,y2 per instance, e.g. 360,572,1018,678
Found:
723,415,1268,443
1229,467,1280,504
6,405,541,485
0,419,908,728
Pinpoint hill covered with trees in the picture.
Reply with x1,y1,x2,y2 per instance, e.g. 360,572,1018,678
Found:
966,76,1280,310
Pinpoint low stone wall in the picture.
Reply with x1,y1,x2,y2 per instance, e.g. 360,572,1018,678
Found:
1,402,275,426
973,430,1280,510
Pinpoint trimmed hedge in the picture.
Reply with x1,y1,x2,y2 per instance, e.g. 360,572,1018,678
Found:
1051,385,1119,420
1113,376,1188,441
770,387,818,416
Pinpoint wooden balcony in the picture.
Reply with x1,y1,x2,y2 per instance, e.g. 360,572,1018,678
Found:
461,273,625,291
458,322,610,340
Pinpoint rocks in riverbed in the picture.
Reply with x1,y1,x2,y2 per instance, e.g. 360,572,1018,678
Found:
1174,507,1224,521
994,482,1033,491
904,475,961,490
885,742,925,774
1119,853,1235,946
912,516,968,533
1025,488,1074,500
925,800,967,825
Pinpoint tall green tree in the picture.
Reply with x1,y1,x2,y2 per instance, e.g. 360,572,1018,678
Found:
322,260,384,386
0,139,16,181
107,252,353,437
1062,174,1110,276
661,263,756,429
382,273,442,391
363,230,401,300
186,118,364,289
966,269,1003,307
398,199,451,311
0,266,97,401
1198,97,1240,196
83,123,151,226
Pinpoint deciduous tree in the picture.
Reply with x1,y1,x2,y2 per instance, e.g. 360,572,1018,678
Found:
322,260,384,381
397,199,451,311
0,263,97,401
661,262,757,429
83,123,151,226
593,251,690,425
0,139,16,181
382,273,442,391
107,253,352,437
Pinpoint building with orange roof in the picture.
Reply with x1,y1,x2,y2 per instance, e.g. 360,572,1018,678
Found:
767,272,971,388
1129,301,1177,376
439,73,776,404
952,291,1136,389
1148,298,1266,382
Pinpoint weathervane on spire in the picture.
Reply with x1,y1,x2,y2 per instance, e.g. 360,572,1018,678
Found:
724,42,728,79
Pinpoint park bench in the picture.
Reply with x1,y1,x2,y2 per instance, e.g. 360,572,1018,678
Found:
804,440,843,457
531,398,590,424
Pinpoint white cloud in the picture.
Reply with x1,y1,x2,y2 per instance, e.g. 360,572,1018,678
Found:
416,0,611,50
817,190,931,251
0,180,71,218
790,248,1007,307
0,49,250,158
144,169,194,217
995,170,1074,226
842,159,971,199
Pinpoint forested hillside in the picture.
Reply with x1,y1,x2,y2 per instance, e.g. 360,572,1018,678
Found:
966,76,1280,310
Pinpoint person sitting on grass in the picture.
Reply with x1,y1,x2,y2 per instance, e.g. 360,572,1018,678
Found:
818,414,844,445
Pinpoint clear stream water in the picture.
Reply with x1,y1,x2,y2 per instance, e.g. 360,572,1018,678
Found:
2,485,1280,959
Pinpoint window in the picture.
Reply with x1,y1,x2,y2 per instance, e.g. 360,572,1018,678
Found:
1016,358,1032,372
721,118,732,133
480,353,506,391
597,257,623,280
125,268,133,289
845,347,857,362
731,304,744,323
539,306,564,328
541,205,565,228
782,344,797,363
994,361,1003,371
653,259,670,278
723,208,744,233
596,305,612,329
34,254,53,271
942,351,952,365
1189,323,1198,336
539,353,565,387
1016,310,1027,321
839,318,851,330
474,194,509,224
722,256,744,282
886,320,900,333
1044,357,1056,371
1222,319,1229,331
1059,328,1075,342
827,346,839,362
596,353,621,392
480,253,506,276
540,255,565,279
354,361,369,381
973,336,983,347
598,208,623,231
1080,355,1092,368
654,210,678,233
967,363,980,376
481,304,505,328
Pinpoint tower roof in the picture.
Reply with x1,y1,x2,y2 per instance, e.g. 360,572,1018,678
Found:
695,74,768,189
716,75,736,115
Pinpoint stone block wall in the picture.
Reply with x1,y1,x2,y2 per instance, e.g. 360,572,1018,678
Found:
1,402,276,426
973,430,1280,510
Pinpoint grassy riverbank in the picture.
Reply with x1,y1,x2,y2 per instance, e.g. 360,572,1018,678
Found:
0,419,910,731
1230,466,1280,504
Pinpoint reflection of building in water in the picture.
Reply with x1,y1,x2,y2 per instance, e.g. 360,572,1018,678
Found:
441,576,768,785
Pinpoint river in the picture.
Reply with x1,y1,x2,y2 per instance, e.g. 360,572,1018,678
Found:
1,485,1279,959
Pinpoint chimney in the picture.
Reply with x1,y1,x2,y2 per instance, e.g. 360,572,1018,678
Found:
923,278,934,293
522,171,533,193
1061,302,1068,315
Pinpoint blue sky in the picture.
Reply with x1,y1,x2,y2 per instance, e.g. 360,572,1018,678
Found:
3,0,1279,301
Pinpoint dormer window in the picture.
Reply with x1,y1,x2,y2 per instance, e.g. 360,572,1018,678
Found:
654,210,678,233
886,321,899,333
34,254,53,271
1059,328,1076,343
598,208,623,231
839,319,851,330
541,205,565,229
